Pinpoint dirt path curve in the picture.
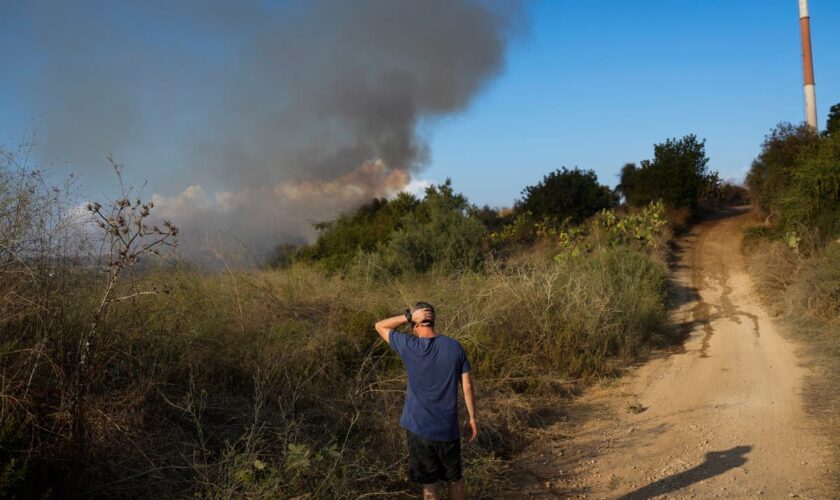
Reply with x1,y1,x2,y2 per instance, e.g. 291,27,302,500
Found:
513,208,833,499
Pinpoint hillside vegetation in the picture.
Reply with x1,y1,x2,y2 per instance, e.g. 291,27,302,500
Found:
743,106,840,486
1,135,726,498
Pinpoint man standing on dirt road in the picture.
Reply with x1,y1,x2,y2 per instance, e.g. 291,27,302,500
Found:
375,302,477,500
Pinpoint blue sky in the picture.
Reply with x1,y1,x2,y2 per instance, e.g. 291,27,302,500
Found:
1,0,838,246
424,0,840,207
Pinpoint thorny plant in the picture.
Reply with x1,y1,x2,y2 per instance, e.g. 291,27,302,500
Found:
71,156,178,457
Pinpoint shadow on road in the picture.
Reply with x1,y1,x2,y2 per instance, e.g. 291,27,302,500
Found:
617,445,752,499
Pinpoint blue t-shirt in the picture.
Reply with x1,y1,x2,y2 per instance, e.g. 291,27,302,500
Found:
389,330,471,441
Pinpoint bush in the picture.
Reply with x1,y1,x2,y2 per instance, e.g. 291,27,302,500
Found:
295,193,419,272
780,132,840,238
745,122,819,218
516,167,616,224
552,201,672,262
381,181,487,274
619,135,716,212
745,120,840,241
297,180,487,274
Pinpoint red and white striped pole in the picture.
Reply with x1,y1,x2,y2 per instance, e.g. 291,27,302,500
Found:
799,0,818,131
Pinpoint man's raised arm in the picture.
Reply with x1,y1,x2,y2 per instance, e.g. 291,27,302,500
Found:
374,313,408,343
374,308,433,343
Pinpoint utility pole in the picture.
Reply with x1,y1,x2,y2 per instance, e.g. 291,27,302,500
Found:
799,0,818,131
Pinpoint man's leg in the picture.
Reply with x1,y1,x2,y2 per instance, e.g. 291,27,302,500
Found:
449,478,465,500
422,482,440,500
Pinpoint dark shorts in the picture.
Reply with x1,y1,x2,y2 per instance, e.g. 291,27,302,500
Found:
406,430,462,484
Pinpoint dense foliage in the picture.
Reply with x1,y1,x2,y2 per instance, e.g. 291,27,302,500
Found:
295,180,487,274
381,182,487,274
745,123,818,218
826,103,840,137
516,167,616,224
746,119,840,239
553,201,672,261
619,135,716,212
294,193,418,271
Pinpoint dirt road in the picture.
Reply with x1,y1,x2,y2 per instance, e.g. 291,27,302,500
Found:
514,208,833,498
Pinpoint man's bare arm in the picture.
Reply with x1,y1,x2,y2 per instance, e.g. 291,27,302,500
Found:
461,372,477,442
374,309,432,343
374,315,407,343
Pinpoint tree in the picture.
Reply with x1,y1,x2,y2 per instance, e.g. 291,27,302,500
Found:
781,131,840,237
826,102,840,136
516,167,616,224
618,165,636,204
745,123,818,216
295,192,419,271
619,135,714,211
296,179,487,274
383,180,487,274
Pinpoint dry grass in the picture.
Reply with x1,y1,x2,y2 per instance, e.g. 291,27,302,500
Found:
0,245,670,498
746,240,798,316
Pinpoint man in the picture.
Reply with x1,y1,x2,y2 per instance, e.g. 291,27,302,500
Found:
375,302,477,500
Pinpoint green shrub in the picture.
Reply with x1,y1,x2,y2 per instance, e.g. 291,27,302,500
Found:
745,122,819,218
619,135,716,212
554,201,672,262
295,192,419,272
516,167,616,224
487,211,539,250
297,180,487,274
381,182,487,274
745,121,840,242
781,132,840,238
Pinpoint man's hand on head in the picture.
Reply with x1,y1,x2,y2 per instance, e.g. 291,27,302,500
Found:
411,308,433,325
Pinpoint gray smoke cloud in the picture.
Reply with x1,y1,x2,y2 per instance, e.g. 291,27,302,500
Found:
5,0,523,257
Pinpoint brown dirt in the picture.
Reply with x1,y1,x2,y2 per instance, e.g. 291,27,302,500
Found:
509,208,833,499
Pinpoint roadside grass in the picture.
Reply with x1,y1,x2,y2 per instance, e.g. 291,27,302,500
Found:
744,235,840,488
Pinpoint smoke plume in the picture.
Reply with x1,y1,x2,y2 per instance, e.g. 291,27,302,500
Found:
4,0,523,257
